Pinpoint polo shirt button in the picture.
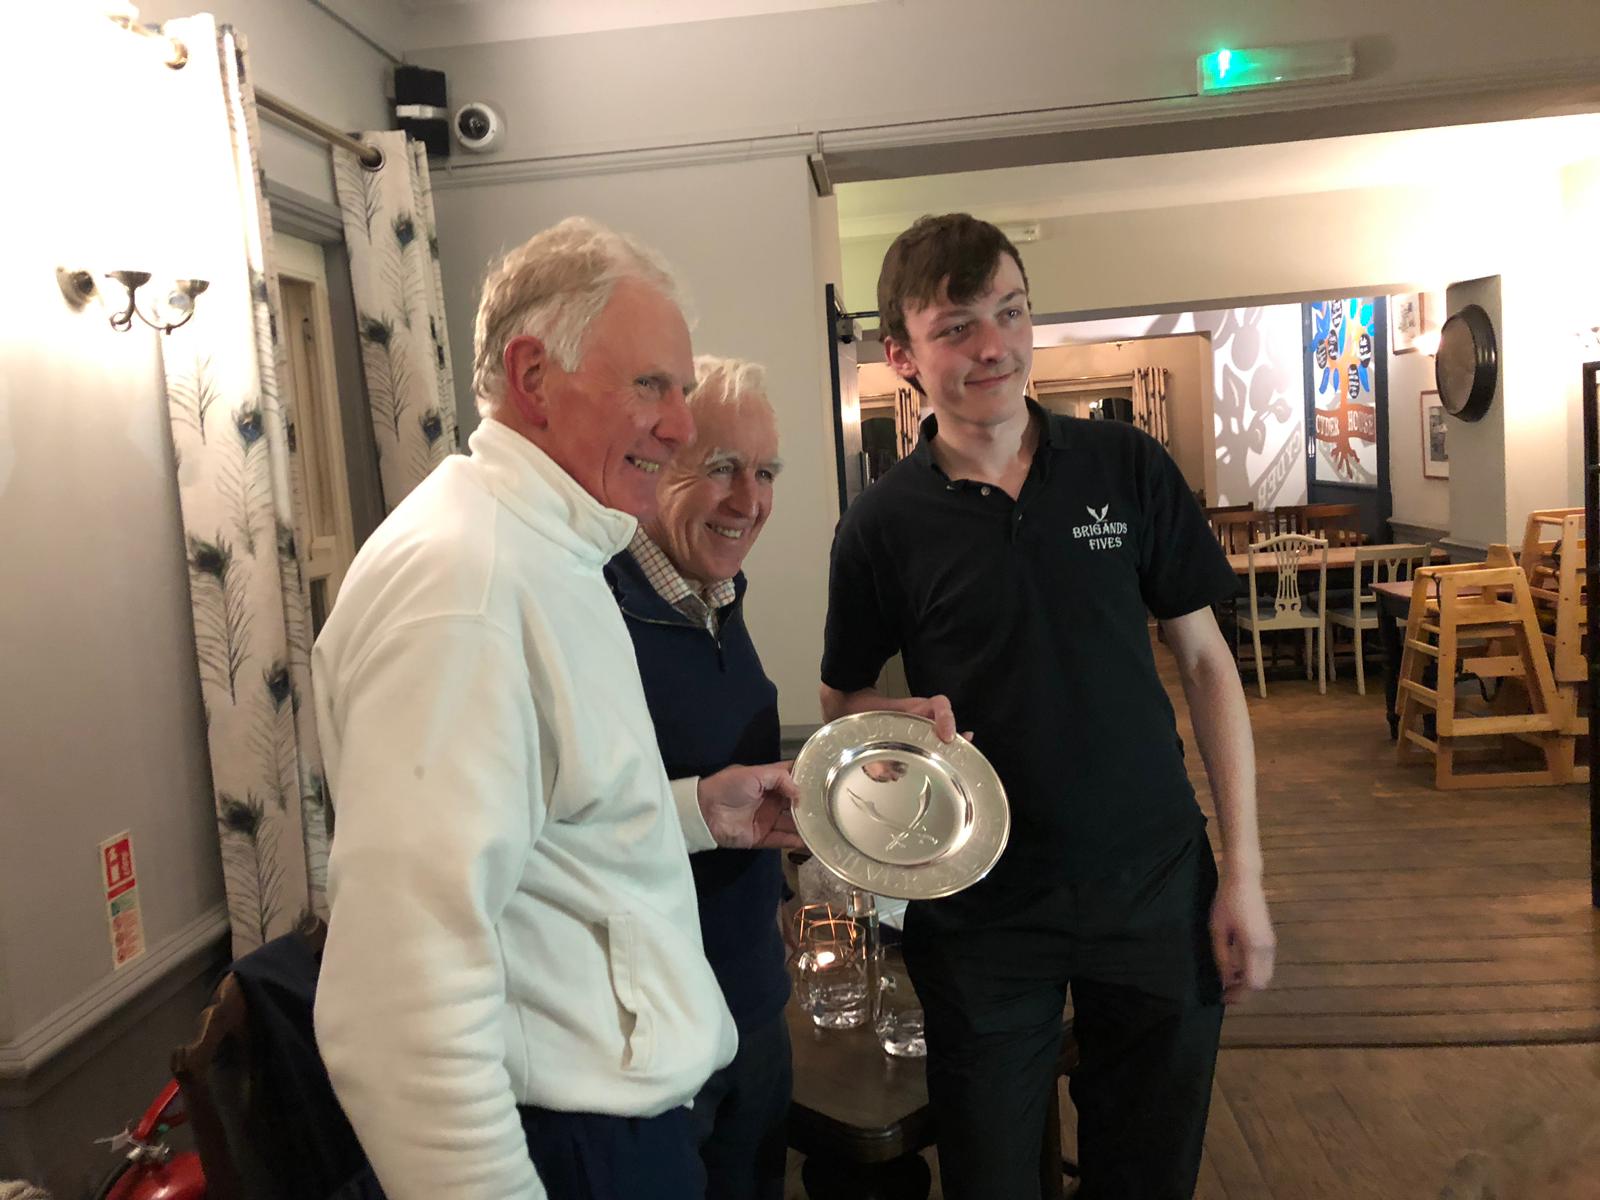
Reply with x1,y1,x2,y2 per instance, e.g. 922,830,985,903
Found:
980,485,992,496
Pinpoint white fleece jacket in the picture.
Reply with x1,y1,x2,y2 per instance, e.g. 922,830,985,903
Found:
311,419,737,1200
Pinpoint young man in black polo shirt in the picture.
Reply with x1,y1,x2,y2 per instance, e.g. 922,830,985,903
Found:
820,214,1275,1200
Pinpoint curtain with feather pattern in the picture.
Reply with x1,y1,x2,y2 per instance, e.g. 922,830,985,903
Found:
332,131,458,511
159,17,328,954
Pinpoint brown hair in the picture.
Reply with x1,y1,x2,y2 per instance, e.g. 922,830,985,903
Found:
875,213,1030,348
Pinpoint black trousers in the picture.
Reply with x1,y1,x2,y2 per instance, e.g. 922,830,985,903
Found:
687,1011,793,1200
520,1101,704,1200
902,828,1225,1200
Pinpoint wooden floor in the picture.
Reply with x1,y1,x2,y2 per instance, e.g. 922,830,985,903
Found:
1185,642,1600,1049
793,1042,1600,1200
788,637,1600,1198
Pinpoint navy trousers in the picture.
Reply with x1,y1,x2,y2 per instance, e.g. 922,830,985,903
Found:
688,1011,792,1200
520,1102,704,1200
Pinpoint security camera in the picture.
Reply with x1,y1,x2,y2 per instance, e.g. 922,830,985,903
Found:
453,102,504,153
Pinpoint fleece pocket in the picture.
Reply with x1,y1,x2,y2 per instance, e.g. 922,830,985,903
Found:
605,913,656,1072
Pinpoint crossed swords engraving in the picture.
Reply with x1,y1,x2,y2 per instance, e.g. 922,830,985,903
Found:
846,776,941,851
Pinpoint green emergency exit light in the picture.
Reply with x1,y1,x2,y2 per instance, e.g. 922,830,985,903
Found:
1198,40,1355,94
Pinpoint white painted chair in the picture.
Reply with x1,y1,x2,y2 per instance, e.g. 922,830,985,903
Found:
1237,534,1329,699
1325,543,1432,695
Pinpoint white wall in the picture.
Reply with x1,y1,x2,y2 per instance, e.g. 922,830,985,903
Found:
433,155,837,723
1500,176,1579,536
842,181,1532,317
139,0,395,205
1562,158,1600,505
405,0,1599,170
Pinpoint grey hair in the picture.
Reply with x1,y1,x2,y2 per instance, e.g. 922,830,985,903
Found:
472,216,686,414
689,354,772,423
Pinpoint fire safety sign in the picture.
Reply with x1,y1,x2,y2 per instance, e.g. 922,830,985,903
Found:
100,831,146,969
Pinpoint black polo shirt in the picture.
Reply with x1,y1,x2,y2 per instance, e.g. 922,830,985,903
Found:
821,399,1237,888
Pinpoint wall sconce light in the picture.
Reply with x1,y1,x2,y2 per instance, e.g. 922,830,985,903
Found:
58,268,209,334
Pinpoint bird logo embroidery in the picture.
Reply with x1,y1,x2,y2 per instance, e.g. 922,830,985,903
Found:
1086,504,1110,523
847,776,940,850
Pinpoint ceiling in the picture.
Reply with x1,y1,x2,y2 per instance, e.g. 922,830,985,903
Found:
835,113,1600,242
331,0,878,51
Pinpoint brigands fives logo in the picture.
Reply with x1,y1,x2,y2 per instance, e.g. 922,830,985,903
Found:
1072,503,1128,550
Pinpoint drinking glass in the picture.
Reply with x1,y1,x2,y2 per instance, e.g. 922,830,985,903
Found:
792,903,871,1029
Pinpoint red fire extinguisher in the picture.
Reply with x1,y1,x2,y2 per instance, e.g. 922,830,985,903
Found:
91,1079,206,1200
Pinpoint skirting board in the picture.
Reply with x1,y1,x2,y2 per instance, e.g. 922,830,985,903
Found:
0,905,229,1086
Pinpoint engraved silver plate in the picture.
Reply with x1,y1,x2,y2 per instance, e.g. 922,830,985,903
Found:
792,712,1009,900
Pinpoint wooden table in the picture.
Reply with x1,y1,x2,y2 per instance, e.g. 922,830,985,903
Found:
785,952,935,1200
1371,580,1416,739
1225,545,1445,576
785,950,1077,1199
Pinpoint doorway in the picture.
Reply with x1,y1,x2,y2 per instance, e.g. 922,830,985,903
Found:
275,234,357,635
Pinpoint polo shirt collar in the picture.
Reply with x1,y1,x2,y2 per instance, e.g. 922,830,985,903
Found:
907,397,1071,478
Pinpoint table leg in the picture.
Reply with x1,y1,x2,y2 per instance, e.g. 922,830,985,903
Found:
801,1150,931,1200
1377,596,1405,740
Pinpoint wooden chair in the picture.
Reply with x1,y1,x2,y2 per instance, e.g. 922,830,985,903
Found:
1325,544,1432,695
170,973,251,1200
1490,509,1589,781
171,915,346,1200
1237,535,1329,698
1299,502,1363,548
1269,504,1309,537
1395,563,1569,789
1208,508,1261,555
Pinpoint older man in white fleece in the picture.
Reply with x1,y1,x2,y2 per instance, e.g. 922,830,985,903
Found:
312,217,800,1200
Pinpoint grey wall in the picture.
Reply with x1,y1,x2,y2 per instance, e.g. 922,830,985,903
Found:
433,155,839,724
406,0,1600,172
1,4,390,1188
1444,276,1509,552
1387,335,1450,532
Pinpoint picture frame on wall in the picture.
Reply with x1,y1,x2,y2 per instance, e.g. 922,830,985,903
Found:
1302,297,1387,490
1392,292,1423,354
1421,390,1449,478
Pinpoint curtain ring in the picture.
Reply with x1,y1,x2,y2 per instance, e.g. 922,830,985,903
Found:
359,143,385,172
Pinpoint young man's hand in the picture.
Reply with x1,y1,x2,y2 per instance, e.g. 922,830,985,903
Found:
885,695,959,742
1210,871,1275,1003
697,764,805,850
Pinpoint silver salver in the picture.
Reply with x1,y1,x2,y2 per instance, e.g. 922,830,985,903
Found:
791,712,1010,901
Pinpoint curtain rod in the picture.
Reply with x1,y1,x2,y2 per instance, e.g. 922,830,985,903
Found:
257,88,385,170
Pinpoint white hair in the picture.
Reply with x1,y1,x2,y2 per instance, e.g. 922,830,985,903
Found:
472,216,687,414
690,354,773,424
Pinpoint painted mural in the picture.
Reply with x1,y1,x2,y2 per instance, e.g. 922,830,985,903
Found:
1303,297,1385,488
1040,305,1307,509
1205,306,1304,511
